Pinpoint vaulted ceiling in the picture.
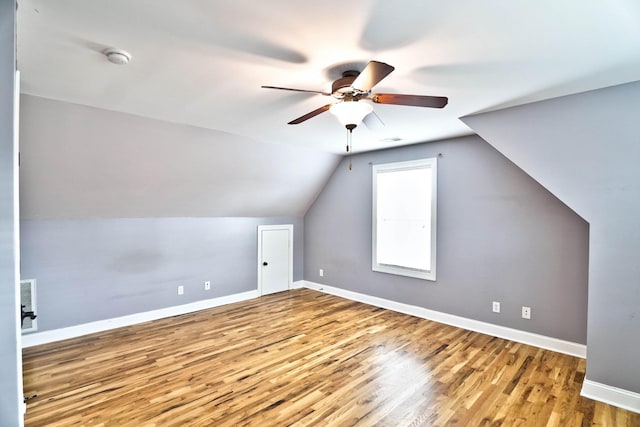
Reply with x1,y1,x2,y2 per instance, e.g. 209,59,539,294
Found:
17,0,640,154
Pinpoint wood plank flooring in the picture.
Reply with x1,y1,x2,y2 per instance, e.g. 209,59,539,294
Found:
22,288,639,426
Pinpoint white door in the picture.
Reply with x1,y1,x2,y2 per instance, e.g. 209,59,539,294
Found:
14,70,25,419
258,225,293,295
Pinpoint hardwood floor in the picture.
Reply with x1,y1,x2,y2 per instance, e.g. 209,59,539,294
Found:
23,289,639,426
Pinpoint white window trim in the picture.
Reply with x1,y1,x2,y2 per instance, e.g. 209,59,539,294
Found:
372,157,437,281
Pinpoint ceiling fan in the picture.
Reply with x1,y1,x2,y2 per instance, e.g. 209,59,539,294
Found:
262,60,448,132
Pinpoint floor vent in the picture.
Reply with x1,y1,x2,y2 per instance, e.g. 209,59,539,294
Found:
20,279,37,333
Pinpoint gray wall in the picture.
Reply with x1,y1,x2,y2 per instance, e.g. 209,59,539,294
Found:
0,0,22,424
19,96,314,332
462,80,640,394
21,217,303,331
304,135,589,344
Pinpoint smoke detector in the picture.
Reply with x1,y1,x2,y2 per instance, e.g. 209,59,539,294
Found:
104,48,132,65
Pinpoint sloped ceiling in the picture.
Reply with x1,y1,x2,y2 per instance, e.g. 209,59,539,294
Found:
19,95,338,218
16,1,640,219
17,0,640,154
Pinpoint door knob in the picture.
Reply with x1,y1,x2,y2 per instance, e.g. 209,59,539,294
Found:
263,262,268,266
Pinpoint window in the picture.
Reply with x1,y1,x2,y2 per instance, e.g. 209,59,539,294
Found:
372,158,437,281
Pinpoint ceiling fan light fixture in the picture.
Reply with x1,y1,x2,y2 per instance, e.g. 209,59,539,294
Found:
329,101,373,128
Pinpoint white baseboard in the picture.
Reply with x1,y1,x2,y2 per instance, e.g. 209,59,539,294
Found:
581,380,640,414
21,290,259,348
301,280,586,358
290,280,304,290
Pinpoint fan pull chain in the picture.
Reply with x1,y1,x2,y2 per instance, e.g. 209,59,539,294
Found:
347,128,353,170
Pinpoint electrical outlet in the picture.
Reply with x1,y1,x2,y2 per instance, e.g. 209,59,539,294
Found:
204,281,211,291
522,306,531,319
319,269,324,277
492,301,501,313
177,285,184,295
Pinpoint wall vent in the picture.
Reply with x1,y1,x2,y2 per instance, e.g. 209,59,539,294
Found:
20,279,37,333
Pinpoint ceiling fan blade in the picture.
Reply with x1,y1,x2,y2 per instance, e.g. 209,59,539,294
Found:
352,61,395,92
288,104,332,124
261,85,331,96
371,93,448,108
362,110,385,131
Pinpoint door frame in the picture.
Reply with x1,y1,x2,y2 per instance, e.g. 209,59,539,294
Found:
257,224,293,296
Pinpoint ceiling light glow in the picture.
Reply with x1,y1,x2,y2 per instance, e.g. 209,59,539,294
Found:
329,101,373,127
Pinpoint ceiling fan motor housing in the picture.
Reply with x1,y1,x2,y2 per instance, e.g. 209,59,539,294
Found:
331,70,361,97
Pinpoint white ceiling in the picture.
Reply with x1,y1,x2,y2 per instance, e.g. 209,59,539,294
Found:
17,0,640,154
